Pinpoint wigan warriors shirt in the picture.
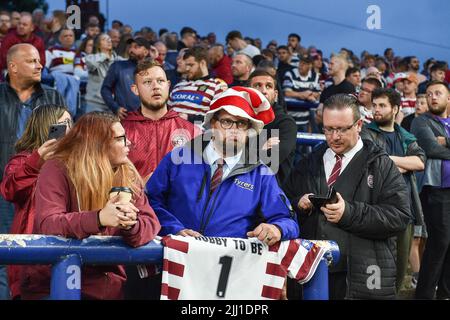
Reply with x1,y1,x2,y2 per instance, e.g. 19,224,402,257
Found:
161,235,329,300
168,77,227,118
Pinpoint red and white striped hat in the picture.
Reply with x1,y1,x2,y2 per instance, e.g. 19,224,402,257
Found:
203,86,274,134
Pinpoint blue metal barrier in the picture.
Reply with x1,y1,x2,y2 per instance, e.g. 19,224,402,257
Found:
297,132,326,146
0,234,339,300
285,98,319,109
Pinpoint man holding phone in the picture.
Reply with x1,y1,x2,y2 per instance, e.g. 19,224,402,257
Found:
284,94,411,300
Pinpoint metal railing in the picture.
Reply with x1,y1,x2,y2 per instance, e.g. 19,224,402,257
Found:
297,132,326,146
0,234,339,300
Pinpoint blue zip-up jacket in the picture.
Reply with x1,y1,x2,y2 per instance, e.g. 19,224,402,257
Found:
100,59,140,113
146,135,299,239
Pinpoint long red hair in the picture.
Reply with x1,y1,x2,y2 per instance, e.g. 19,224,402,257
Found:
51,112,142,211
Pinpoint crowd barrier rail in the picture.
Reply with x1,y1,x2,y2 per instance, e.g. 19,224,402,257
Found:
0,235,339,300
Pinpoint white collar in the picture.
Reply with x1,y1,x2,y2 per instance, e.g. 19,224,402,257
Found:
204,141,242,171
325,137,364,160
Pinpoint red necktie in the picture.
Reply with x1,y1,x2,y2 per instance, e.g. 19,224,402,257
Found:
327,154,343,187
210,159,224,195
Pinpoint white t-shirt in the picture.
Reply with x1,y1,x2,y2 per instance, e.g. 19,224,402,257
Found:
161,235,328,300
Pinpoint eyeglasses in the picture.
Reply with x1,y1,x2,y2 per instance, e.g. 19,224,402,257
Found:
217,118,251,130
323,120,359,136
58,118,73,129
114,135,128,146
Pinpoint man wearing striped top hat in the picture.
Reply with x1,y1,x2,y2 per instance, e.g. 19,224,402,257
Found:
146,86,299,244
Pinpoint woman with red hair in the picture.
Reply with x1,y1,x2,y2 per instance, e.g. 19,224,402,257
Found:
21,111,160,300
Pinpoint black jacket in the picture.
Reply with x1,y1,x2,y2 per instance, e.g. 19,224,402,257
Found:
259,104,297,187
0,81,65,180
283,139,411,299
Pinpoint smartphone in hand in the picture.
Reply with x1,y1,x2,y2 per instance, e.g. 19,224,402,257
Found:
48,124,67,140
308,186,338,209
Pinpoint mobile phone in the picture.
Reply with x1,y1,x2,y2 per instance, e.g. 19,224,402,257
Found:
308,186,338,209
48,124,67,140
327,187,338,204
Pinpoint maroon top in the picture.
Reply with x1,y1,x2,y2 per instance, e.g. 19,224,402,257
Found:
21,159,161,300
212,54,233,85
0,150,42,298
0,30,46,72
122,109,200,179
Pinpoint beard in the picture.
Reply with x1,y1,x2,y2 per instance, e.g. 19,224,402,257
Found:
267,96,276,106
189,68,204,80
374,113,394,127
428,103,447,116
141,96,168,111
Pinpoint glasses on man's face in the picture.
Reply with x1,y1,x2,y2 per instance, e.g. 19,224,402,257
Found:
114,135,128,146
58,118,73,129
323,119,359,136
217,118,251,130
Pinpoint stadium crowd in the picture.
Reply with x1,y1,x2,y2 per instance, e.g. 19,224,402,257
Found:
0,8,449,300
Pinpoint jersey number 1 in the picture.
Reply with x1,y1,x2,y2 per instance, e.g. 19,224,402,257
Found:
216,255,233,298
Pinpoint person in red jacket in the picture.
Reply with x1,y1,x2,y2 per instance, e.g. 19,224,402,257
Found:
208,44,233,85
20,112,161,300
0,104,71,299
124,59,200,182
0,13,45,75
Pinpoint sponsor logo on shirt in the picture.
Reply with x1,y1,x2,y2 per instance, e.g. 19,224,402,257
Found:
367,174,374,188
197,85,209,92
170,129,191,148
62,57,74,64
171,92,203,104
234,178,254,191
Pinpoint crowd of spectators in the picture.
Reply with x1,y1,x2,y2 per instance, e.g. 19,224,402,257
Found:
0,8,449,300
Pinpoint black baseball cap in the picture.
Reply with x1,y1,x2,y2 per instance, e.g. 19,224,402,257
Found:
126,37,151,49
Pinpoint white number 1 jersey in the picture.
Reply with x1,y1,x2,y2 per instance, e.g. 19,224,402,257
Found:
160,235,328,300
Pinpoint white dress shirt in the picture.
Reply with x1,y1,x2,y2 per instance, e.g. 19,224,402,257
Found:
323,138,364,182
204,142,242,180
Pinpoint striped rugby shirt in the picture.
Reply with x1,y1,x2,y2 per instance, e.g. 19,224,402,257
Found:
168,77,227,117
400,97,416,117
45,45,76,74
161,235,327,300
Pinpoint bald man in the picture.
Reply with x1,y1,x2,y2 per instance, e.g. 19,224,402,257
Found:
208,44,233,85
1,41,65,145
1,43,65,169
0,13,46,75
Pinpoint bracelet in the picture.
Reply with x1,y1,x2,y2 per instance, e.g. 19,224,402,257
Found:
97,210,103,228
